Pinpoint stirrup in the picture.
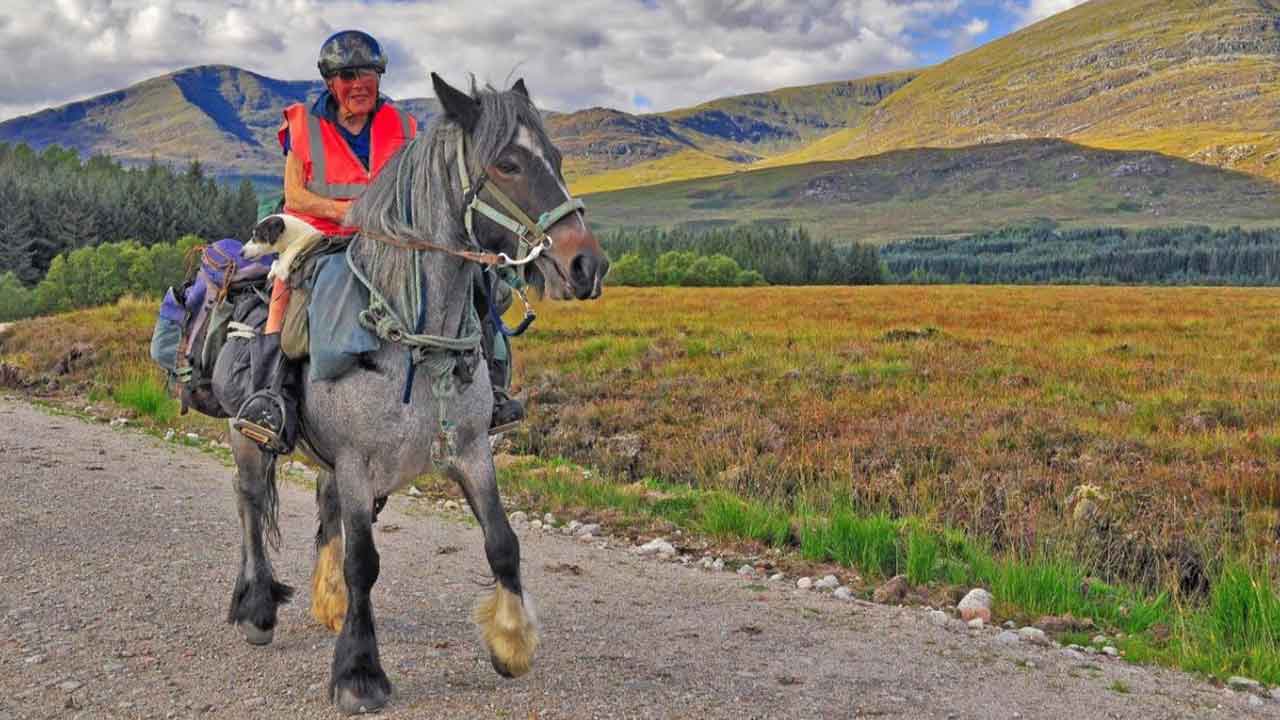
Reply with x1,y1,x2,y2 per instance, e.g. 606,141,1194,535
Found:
488,393,525,436
233,390,292,454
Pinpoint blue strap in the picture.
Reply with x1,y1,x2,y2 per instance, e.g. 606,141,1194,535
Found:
486,271,534,338
402,264,429,404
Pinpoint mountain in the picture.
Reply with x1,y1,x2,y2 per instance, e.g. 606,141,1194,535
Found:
581,139,1280,243
0,64,912,188
765,0,1280,181
0,65,440,181
553,72,917,192
4,0,1280,224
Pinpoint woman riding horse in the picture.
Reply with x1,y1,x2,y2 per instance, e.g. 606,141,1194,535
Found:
222,69,609,715
233,30,525,454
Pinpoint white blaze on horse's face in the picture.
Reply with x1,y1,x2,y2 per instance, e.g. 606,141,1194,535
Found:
515,125,586,235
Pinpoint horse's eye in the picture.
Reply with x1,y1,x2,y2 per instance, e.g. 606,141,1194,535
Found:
495,161,520,175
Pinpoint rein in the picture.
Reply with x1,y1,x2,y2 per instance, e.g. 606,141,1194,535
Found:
348,130,580,460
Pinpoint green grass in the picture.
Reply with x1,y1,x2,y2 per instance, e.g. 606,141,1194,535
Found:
111,372,177,423
699,492,791,547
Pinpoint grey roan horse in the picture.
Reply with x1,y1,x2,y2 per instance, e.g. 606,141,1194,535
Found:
222,74,607,714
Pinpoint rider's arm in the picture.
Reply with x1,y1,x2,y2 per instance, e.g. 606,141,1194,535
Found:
283,151,351,222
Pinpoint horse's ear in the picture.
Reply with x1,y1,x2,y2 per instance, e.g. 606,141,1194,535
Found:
512,78,529,99
432,72,480,133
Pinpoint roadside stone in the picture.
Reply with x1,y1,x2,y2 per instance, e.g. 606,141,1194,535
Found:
1018,627,1049,645
542,513,555,526
833,586,853,601
967,618,985,630
1061,648,1088,661
185,433,200,443
1003,620,1017,629
443,500,460,512
1102,646,1119,657
797,577,814,590
574,523,600,537
636,538,675,557
1228,676,1263,694
566,520,582,535
577,533,595,543
873,575,910,604
163,429,175,442
995,630,1020,645
816,574,840,591
958,588,994,623
529,520,542,530
407,486,423,498
1035,613,1093,633
929,610,951,627
769,573,785,582
24,655,43,664
508,511,527,524
59,681,82,692
710,558,724,571
737,564,756,578
109,418,128,428
1092,634,1108,645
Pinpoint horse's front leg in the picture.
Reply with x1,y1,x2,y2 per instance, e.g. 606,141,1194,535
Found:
450,437,539,678
329,461,392,715
226,428,294,645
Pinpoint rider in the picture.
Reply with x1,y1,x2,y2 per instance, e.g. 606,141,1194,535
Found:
233,30,523,454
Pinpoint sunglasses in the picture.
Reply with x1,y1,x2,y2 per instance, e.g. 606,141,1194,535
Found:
335,68,379,82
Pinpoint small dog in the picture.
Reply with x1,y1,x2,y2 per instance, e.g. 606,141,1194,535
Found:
242,213,326,282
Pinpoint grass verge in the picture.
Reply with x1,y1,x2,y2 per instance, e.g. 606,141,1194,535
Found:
490,454,1280,688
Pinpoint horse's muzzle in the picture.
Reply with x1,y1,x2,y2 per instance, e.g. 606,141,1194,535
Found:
549,219,608,300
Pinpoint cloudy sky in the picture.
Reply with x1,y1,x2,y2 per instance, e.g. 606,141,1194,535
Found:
0,0,1088,121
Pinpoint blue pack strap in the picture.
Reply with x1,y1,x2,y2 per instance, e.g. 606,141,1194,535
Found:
486,270,535,338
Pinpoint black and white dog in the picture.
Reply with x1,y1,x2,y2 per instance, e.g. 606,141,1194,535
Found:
242,214,326,282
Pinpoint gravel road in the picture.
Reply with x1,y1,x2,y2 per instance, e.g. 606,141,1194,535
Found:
0,397,1274,719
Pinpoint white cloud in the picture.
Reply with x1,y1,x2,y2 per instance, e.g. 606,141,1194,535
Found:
963,17,989,36
0,0,988,121
1013,0,1088,26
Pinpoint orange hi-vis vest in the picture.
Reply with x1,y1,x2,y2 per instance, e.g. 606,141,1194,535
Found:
278,101,417,235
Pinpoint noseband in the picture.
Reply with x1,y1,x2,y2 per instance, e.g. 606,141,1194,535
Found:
456,133,584,268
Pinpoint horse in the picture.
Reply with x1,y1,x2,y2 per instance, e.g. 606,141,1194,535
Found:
220,73,608,715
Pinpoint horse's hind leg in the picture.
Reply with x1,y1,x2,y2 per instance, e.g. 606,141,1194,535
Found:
451,442,538,678
226,427,295,645
329,462,391,714
311,469,347,632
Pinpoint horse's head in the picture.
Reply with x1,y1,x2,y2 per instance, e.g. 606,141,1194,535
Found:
432,73,608,300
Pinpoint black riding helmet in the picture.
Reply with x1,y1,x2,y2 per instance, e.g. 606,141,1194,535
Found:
317,30,387,78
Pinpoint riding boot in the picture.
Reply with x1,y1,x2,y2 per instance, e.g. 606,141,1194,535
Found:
233,279,298,455
232,331,299,455
478,281,524,434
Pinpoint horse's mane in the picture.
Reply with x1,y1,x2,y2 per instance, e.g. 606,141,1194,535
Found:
347,80,552,298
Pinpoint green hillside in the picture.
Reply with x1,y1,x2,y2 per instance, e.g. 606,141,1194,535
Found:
0,66,440,179
583,139,1280,243
770,0,1280,183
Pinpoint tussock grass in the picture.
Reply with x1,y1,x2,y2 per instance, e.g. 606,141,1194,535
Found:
111,372,177,423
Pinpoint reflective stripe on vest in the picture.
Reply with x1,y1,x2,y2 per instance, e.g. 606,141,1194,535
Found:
301,104,415,199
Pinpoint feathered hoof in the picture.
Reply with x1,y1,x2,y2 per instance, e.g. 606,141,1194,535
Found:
311,537,347,633
334,686,390,716
239,622,274,646
474,586,539,678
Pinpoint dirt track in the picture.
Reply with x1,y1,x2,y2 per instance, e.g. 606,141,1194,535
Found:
0,397,1275,719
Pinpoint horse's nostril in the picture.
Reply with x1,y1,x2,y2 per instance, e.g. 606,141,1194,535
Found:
571,255,597,287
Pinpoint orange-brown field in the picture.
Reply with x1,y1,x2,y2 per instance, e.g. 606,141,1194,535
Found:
4,285,1280,680
511,285,1280,587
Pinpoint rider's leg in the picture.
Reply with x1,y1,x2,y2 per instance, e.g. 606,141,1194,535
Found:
477,270,524,433
233,278,299,454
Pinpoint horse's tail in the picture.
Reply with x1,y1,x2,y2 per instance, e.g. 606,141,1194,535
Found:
262,458,282,551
